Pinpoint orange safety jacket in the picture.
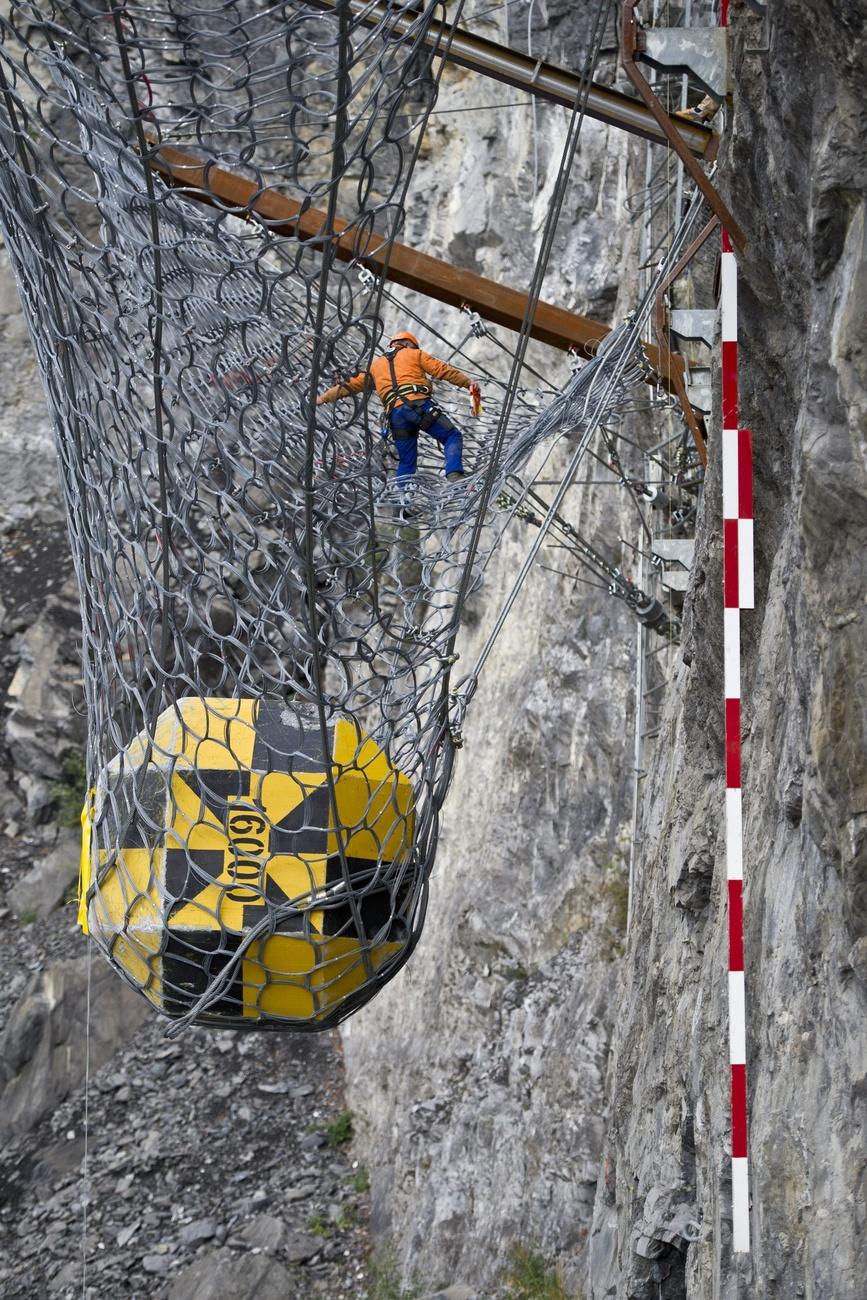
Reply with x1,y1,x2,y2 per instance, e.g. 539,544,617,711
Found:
318,347,471,411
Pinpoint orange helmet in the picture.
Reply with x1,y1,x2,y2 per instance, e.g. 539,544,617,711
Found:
389,330,419,348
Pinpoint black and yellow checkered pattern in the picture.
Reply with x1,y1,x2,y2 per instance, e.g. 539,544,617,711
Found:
80,698,415,1027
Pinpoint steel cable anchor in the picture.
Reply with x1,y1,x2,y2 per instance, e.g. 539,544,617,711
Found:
448,672,477,749
460,302,488,338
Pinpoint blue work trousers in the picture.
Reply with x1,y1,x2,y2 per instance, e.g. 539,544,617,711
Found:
388,399,464,480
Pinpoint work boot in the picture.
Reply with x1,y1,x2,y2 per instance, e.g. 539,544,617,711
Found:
446,470,465,481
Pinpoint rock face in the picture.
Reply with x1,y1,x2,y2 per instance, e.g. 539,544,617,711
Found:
0,955,148,1139
8,829,80,922
342,14,642,1293
0,239,80,827
587,6,867,1299
0,248,63,530
167,1249,295,1300
344,4,867,1299
343,476,637,1293
0,3,864,1299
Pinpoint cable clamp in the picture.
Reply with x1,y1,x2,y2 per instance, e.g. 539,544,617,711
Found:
460,303,488,338
448,676,477,749
448,692,465,748
356,265,377,291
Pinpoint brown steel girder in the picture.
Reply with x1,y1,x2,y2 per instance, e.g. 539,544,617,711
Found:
148,144,684,389
620,0,746,252
306,0,717,159
653,215,722,468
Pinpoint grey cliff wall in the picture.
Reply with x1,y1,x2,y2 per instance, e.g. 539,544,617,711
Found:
342,9,644,1296
589,5,867,1299
345,3,867,1299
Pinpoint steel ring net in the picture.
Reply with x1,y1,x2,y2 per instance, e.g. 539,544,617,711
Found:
0,0,647,1031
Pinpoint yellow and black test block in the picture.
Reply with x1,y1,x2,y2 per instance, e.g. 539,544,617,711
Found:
79,698,416,1028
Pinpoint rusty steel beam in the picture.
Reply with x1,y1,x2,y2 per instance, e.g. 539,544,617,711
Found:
306,0,717,158
620,0,746,251
150,145,681,385
653,215,721,468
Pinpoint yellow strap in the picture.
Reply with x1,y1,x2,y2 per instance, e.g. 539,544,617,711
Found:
383,383,430,410
77,788,95,934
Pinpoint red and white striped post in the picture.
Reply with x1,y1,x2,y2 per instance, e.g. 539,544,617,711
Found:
721,219,752,1254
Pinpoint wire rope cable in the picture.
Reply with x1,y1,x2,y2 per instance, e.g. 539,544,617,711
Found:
434,0,614,741
81,941,92,1299
458,186,710,693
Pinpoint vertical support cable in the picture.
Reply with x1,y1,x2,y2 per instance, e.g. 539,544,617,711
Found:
626,535,646,934
527,0,539,196
628,0,660,936
721,206,753,1254
673,0,691,232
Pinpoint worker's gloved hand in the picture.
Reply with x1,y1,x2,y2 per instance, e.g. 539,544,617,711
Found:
468,381,482,417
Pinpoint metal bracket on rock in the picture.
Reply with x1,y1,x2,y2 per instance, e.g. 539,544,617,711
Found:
636,26,730,101
669,308,717,350
620,0,746,253
460,302,488,338
652,214,721,467
448,675,478,749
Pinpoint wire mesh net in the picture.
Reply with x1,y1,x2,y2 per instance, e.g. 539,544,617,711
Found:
0,0,671,1031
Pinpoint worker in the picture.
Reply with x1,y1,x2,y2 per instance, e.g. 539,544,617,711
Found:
316,330,482,482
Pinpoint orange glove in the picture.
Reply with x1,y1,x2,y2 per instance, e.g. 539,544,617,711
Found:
469,381,483,418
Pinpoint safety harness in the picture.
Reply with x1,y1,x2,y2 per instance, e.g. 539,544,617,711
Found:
381,347,462,462
383,348,432,424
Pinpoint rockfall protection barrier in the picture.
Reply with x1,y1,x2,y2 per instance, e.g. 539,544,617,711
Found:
0,0,755,1277
1,0,669,1033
